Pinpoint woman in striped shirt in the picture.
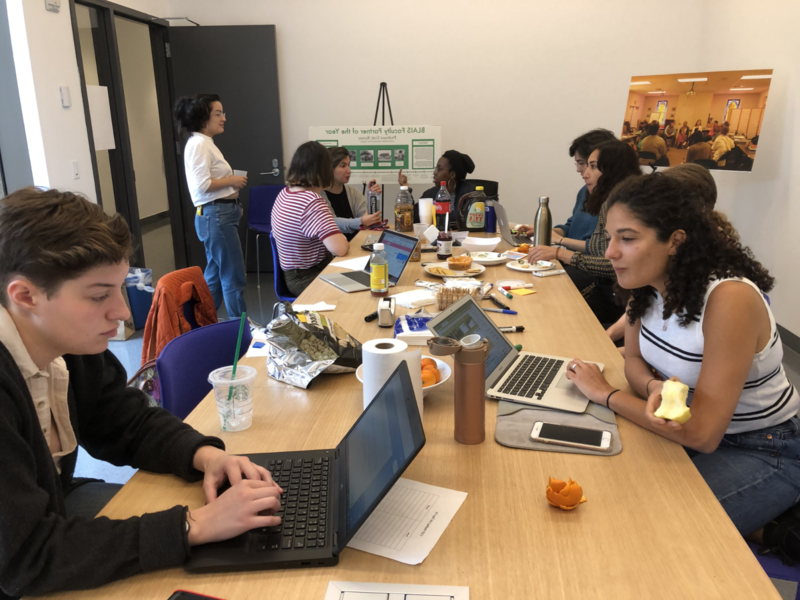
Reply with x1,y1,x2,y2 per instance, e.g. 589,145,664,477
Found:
566,173,800,553
271,142,350,297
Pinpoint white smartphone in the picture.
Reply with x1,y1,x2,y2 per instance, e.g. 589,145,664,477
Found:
530,422,612,452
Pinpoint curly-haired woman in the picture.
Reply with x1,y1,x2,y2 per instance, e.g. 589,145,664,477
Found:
566,173,800,555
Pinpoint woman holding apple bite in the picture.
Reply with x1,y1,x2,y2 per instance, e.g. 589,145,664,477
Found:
565,173,800,557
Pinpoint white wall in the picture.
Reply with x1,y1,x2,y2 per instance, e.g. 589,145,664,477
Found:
6,0,96,200
12,0,800,334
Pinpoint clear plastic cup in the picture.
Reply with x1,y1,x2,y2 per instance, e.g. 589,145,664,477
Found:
208,365,256,432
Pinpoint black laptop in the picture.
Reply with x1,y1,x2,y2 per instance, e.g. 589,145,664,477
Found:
185,361,426,573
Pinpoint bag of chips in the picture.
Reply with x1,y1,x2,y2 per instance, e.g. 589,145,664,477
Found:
264,302,362,389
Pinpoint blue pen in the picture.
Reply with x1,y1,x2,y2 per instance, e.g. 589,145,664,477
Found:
484,308,518,315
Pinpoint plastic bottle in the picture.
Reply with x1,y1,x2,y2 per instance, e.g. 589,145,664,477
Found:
409,231,423,262
369,243,389,297
464,187,487,232
485,199,497,234
533,196,552,247
394,186,414,232
434,182,451,231
367,186,381,215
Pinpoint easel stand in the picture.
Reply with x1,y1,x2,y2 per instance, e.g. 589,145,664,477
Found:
372,82,393,217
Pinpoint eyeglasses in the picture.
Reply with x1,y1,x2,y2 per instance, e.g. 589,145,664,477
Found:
212,111,226,119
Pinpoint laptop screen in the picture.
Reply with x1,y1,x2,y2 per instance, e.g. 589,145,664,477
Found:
378,230,418,283
428,296,514,378
341,362,425,540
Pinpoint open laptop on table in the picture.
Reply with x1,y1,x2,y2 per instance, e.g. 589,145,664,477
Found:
321,229,418,293
427,295,603,413
186,361,425,573
493,202,533,247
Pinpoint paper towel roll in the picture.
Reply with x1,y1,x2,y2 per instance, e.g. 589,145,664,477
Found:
419,198,434,226
362,338,423,418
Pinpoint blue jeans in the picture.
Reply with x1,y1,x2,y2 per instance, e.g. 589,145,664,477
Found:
195,202,247,318
689,417,800,536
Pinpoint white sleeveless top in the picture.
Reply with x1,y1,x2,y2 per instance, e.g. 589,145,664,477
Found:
639,277,797,435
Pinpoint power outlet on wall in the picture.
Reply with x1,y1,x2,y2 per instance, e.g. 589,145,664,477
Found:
45,0,61,13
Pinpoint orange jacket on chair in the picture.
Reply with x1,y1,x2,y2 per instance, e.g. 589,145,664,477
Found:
141,266,218,365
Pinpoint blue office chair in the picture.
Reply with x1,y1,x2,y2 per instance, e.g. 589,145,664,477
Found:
245,184,283,290
156,319,253,420
270,232,297,302
749,542,800,599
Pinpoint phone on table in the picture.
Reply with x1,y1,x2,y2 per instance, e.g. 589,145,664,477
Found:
530,422,611,452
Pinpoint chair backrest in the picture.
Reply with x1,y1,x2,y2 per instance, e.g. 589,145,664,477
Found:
270,232,298,302
692,158,720,170
247,184,283,230
156,319,253,420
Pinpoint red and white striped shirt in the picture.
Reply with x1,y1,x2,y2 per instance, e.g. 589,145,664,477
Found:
271,188,340,270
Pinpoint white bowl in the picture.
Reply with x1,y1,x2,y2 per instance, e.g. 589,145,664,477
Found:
460,237,501,253
356,355,452,397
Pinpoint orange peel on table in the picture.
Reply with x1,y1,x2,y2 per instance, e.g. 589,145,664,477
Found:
546,477,587,511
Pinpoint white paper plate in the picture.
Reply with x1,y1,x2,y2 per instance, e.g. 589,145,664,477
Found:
506,260,554,273
466,251,507,265
424,261,486,278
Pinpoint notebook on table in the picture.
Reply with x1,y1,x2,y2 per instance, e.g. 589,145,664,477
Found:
321,229,418,293
185,361,426,573
427,295,603,413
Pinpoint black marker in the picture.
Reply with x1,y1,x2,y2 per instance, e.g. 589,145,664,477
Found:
499,326,525,333
364,311,379,322
489,294,509,310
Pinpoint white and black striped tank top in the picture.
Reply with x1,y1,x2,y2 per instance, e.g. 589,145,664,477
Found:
639,277,797,435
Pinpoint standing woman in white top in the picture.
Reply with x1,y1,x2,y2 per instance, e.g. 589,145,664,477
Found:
174,94,247,318
565,173,800,556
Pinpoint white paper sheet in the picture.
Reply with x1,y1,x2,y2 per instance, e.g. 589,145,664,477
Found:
292,301,336,312
329,256,370,271
347,478,467,565
324,581,469,600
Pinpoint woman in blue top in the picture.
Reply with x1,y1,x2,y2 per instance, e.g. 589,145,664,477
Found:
566,173,800,560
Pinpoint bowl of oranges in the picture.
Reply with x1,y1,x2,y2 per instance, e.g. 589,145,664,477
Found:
355,355,451,398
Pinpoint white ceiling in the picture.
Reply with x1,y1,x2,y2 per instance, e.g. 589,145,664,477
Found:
629,69,772,96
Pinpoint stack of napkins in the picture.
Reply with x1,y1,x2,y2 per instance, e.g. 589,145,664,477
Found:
390,289,436,309
393,314,434,346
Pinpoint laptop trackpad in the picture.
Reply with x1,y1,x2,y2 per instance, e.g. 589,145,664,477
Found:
555,372,578,391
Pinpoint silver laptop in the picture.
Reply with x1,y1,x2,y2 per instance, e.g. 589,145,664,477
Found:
493,202,532,247
427,295,603,413
321,229,418,293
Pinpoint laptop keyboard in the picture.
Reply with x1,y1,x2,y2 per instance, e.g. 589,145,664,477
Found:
341,270,372,286
251,456,331,552
513,234,533,246
498,355,564,401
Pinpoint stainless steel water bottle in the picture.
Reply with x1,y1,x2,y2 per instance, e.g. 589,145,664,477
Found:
533,196,552,247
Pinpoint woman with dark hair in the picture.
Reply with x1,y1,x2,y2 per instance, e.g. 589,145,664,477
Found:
675,121,691,149
398,150,475,226
527,140,641,324
271,142,349,297
174,94,247,318
565,173,800,555
320,147,382,241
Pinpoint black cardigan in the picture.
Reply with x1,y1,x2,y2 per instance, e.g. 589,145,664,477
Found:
0,343,224,598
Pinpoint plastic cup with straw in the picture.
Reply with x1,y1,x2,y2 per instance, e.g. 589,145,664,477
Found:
208,312,256,431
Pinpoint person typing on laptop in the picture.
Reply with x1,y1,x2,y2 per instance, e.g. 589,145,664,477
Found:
0,188,282,598
272,141,350,297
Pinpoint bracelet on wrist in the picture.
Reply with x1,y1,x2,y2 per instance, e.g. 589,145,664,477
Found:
606,389,621,410
646,378,657,396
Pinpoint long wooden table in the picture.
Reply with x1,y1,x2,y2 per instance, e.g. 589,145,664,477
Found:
42,231,779,599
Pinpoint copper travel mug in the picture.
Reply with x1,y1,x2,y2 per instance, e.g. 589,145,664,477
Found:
428,337,489,445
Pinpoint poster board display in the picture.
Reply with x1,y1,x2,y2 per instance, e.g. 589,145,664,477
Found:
309,125,442,184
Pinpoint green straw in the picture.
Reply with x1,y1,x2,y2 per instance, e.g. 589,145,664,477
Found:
227,312,247,403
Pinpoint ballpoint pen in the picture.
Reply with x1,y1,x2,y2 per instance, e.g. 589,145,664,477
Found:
484,308,518,315
489,294,509,310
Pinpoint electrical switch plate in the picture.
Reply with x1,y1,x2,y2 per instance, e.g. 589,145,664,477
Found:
60,86,71,108
71,160,79,179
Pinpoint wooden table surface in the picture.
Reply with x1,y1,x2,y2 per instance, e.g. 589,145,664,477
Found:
41,231,778,600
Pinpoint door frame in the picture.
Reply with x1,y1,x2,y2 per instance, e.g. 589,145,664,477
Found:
68,0,188,269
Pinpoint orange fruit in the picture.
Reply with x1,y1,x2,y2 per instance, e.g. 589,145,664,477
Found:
421,370,437,388
422,366,441,383
421,357,437,369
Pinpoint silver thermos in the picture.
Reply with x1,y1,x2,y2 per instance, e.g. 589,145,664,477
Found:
533,196,552,247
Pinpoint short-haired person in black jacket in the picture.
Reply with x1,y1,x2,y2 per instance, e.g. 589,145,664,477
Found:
0,188,282,598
